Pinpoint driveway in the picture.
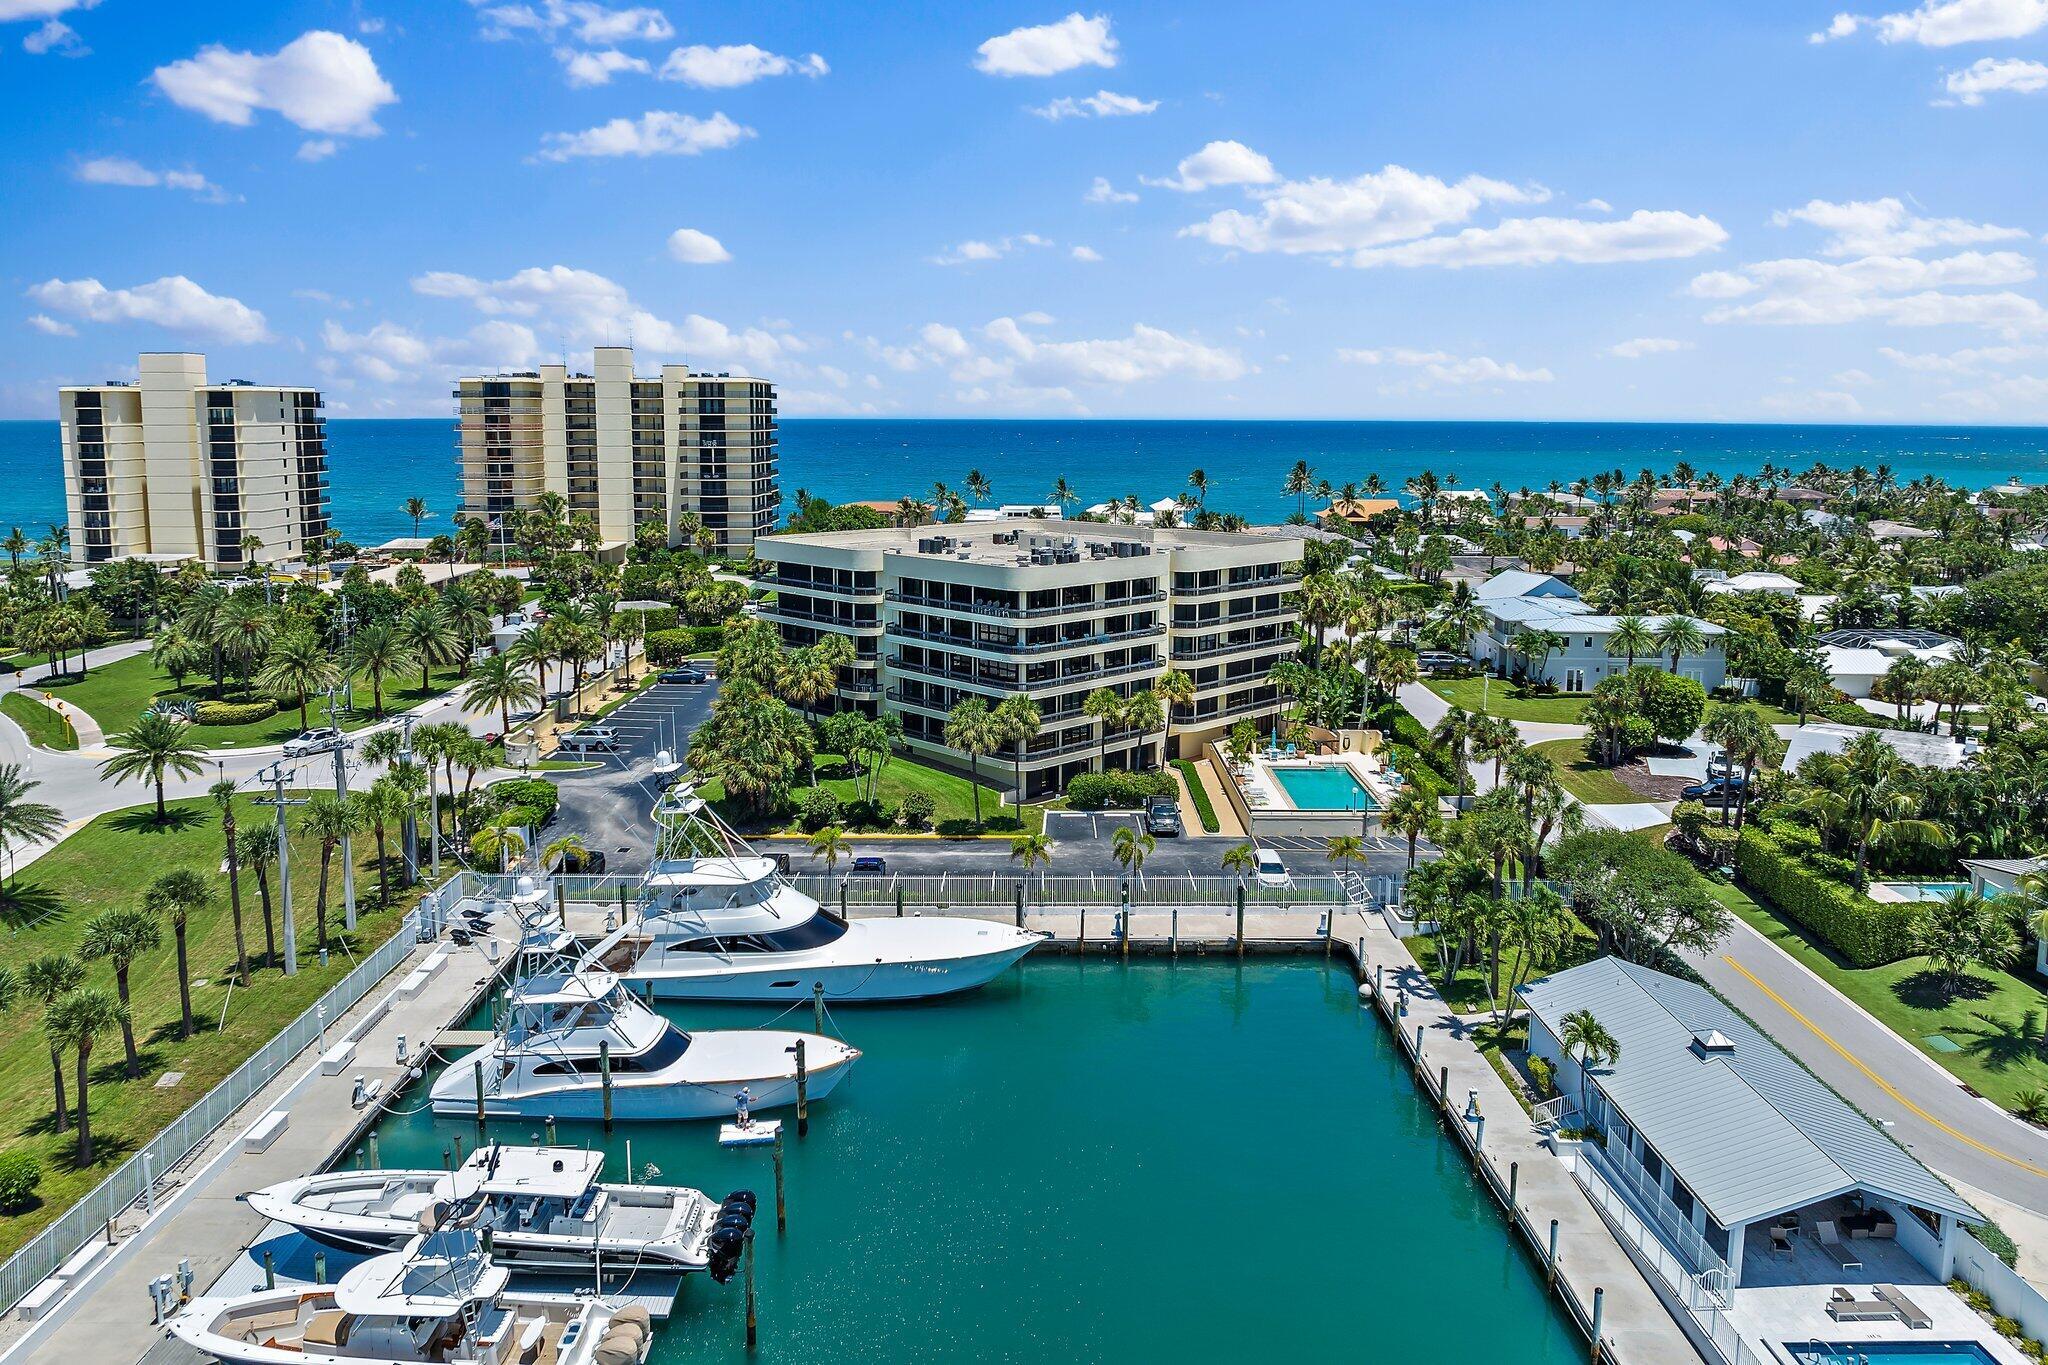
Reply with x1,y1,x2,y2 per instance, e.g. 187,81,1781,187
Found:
543,677,719,868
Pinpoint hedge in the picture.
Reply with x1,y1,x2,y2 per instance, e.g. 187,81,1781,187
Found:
1065,770,1176,809
616,604,679,633
1171,759,1219,833
483,777,560,831
645,625,727,664
194,697,278,725
1734,825,1922,967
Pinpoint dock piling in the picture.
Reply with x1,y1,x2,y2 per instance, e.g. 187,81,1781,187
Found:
1509,1161,1518,1206
812,982,825,1034
1438,1065,1448,1099
1011,883,1020,928
1234,885,1245,957
743,1227,757,1350
774,1128,787,1234
368,1130,379,1167
1590,1288,1604,1362
794,1039,808,1138
1547,1219,1559,1286
313,1252,326,1286
454,1135,465,1166
262,1251,274,1291
472,1060,485,1128
599,1037,613,1131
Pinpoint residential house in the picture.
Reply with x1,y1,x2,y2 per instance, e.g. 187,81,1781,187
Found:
1324,496,1402,527
1704,570,1803,597
1815,627,1959,699
1467,569,1727,692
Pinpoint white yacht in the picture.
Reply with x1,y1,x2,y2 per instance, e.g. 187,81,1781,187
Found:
426,964,857,1122
584,783,1044,1003
167,1230,650,1365
244,1145,745,1275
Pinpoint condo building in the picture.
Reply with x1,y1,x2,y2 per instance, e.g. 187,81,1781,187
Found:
757,521,1305,798
58,352,330,569
454,345,778,556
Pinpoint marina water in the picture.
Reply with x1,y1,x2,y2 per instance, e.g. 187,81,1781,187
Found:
374,960,1581,1362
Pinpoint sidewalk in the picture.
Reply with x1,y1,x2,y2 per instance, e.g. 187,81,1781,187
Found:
1342,906,1702,1365
2,935,504,1365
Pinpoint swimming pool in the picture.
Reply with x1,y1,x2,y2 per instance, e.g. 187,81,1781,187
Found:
1786,1343,1997,1364
1271,764,1377,810
1873,882,1992,902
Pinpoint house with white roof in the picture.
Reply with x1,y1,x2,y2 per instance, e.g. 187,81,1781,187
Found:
1815,628,1959,699
1467,569,1727,692
1522,958,2010,1363
1704,570,1803,597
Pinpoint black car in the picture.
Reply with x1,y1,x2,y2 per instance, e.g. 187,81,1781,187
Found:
849,855,888,875
1681,776,1748,804
659,665,708,684
557,848,607,874
1145,798,1182,837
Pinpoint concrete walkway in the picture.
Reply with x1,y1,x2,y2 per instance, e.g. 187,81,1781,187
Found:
1343,906,1703,1365
1,935,503,1365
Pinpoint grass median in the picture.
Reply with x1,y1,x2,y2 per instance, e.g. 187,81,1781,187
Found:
0,692,76,751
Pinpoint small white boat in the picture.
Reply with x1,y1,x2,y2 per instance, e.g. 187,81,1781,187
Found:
427,965,858,1122
586,783,1044,1003
245,1145,743,1275
168,1229,651,1365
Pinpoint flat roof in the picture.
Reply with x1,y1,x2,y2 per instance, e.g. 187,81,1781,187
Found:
762,520,1303,566
460,1145,603,1200
1522,958,1977,1229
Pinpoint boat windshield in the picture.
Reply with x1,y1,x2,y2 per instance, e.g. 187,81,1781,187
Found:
531,1026,691,1076
664,915,849,955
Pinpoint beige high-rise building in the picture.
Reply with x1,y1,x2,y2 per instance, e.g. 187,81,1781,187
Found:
58,352,330,570
453,345,778,555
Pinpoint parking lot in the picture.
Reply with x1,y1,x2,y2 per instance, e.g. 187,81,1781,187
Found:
545,675,719,868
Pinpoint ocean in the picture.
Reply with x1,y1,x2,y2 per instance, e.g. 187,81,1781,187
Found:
4,417,2046,547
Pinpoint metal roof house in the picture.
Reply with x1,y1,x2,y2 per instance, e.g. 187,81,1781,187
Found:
1520,959,1978,1306
1466,571,1728,693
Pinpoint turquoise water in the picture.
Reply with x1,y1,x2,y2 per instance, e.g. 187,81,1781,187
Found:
1787,1343,1996,1363
1874,882,1985,902
370,961,1580,1362
4,417,2047,546
1272,764,1377,810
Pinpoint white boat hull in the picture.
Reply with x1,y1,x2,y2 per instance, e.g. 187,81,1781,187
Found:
428,1034,858,1121
621,918,1044,1002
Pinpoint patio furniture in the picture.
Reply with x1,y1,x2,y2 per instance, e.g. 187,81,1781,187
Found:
1827,1288,1898,1323
1817,1220,1863,1270
1874,1284,1933,1330
1841,1209,1897,1240
1776,1213,1801,1230
1769,1226,1792,1253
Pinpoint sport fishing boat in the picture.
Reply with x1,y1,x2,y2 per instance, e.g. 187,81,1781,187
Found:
244,1145,746,1275
166,1229,652,1365
582,782,1044,1002
426,963,858,1122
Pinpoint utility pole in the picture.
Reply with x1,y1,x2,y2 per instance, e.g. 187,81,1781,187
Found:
398,712,420,880
330,723,357,930
333,597,357,713
253,764,310,975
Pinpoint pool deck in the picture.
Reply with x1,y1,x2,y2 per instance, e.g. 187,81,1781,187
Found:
1341,905,1706,1365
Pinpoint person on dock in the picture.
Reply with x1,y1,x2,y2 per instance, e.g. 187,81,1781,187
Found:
735,1085,753,1128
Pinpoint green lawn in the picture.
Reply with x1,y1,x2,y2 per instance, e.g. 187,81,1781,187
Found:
1,692,76,750
1710,880,2048,1112
1424,677,1589,723
0,795,417,1255
40,651,468,748
1529,738,1642,804
702,751,1050,837
1404,911,1600,1015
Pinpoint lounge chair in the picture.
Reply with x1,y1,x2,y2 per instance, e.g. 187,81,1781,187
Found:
1875,1284,1934,1330
1827,1288,1897,1323
1818,1220,1864,1270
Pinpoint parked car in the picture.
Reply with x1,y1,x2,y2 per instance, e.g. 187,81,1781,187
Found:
557,727,620,754
1417,650,1465,673
282,727,343,757
1681,776,1747,803
1145,798,1182,837
659,665,708,684
768,852,792,875
1706,751,1735,779
557,848,607,874
850,855,888,875
1253,847,1292,889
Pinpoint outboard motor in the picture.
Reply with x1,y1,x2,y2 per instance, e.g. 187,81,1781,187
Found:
704,1189,758,1284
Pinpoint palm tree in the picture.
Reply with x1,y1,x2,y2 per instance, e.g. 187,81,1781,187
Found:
461,653,543,735
1604,615,1655,672
396,601,461,695
1083,687,1124,770
1187,468,1210,511
0,763,62,898
1283,460,1317,520
144,868,211,1040
346,621,416,717
808,825,852,875
1796,733,1949,888
79,906,160,1078
1049,476,1078,515
1325,834,1368,872
257,628,339,731
303,792,363,954
1652,615,1709,675
472,817,529,873
1010,831,1053,874
540,833,589,872
1155,666,1195,736
1785,669,1833,726
1221,842,1259,878
210,780,251,987
210,594,273,691
22,953,82,1132
49,986,125,1165
1428,707,1474,800
993,693,1044,804
100,711,206,822
1,526,25,572
1121,689,1165,769
943,697,1001,827
1557,1007,1620,1119
1382,784,1440,869
1469,713,1522,787
1111,824,1155,881
404,496,430,538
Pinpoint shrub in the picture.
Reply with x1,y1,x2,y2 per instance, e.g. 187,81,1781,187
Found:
482,777,559,830
896,791,936,830
1975,1221,2021,1269
1734,826,1921,967
0,1153,39,1211
1065,770,1176,809
796,787,841,833
193,697,278,726
1526,1055,1557,1100
616,605,679,633
644,625,726,664
1172,759,1219,833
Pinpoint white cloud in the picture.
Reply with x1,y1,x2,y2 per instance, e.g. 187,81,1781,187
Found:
1771,197,2026,255
1578,197,1613,213
1608,337,1690,358
1182,163,1548,254
1942,55,2048,102
930,233,1053,266
1693,250,2043,328
1337,347,1555,385
666,227,731,264
1085,176,1138,204
558,47,649,86
411,264,798,369
1832,367,1876,385
73,156,230,201
1346,209,1727,269
25,314,75,336
659,43,827,87
1030,89,1156,119
1146,140,1279,193
22,17,84,54
537,110,752,160
26,274,268,342
358,17,385,34
151,30,397,136
472,1,672,44
1879,341,2048,371
919,323,970,359
297,138,339,162
982,316,1246,386
1070,245,1103,262
1811,12,1866,40
974,12,1118,77
1760,388,1864,417
321,317,540,382
1854,0,2048,45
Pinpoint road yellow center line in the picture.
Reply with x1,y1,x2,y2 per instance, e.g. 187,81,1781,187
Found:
1719,954,2048,1182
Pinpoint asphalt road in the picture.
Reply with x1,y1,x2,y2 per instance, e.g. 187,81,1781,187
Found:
545,674,719,868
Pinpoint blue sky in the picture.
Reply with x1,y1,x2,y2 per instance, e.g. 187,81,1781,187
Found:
2,0,2046,423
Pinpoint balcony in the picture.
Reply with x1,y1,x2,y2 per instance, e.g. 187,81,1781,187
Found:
758,576,882,601
1175,572,1303,598
759,602,883,630
884,623,1158,655
1171,603,1300,630
883,589,1164,620
1171,633,1293,664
